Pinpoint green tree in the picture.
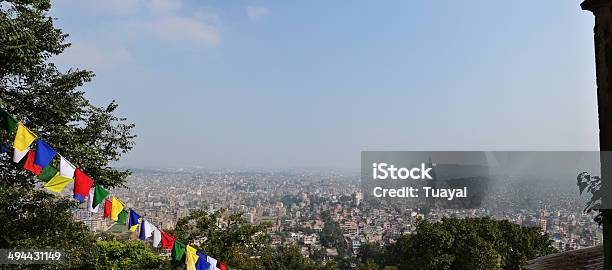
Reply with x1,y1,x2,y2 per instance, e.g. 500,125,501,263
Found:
172,209,271,268
383,218,556,270
0,0,135,268
88,240,169,270
173,209,335,270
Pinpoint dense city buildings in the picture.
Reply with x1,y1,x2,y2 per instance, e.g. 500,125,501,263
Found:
78,168,602,261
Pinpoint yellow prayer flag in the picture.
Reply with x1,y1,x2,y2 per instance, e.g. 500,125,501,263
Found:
13,123,37,151
185,245,199,270
111,196,125,221
43,173,73,193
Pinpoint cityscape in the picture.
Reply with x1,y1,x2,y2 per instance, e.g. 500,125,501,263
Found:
73,168,602,262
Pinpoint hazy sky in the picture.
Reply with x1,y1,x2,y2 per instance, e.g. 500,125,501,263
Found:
50,0,598,169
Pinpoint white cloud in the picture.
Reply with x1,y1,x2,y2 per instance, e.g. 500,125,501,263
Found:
246,6,271,21
56,0,145,16
150,0,181,13
54,0,222,47
55,42,131,69
129,16,221,46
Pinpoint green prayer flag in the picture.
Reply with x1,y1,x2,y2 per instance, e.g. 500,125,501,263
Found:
37,166,58,182
171,240,186,261
116,209,129,225
0,108,18,133
92,184,109,208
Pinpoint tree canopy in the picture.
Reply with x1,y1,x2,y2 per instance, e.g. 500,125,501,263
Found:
0,0,135,268
366,218,557,270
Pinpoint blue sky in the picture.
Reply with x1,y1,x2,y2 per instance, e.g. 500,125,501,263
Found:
50,0,598,169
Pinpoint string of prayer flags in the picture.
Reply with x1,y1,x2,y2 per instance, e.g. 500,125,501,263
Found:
129,209,142,232
23,151,42,175
153,228,162,248
161,231,175,249
0,108,18,133
185,245,199,270
43,174,73,193
33,139,56,168
103,199,112,218
37,166,58,182
0,106,239,270
172,240,186,261
73,168,94,202
92,184,109,209
13,147,28,163
110,196,125,221
196,253,210,270
88,188,100,213
59,156,76,179
13,123,36,151
139,219,155,240
207,256,218,270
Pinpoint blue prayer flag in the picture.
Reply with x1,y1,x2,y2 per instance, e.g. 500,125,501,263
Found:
196,252,211,270
34,139,56,168
129,209,142,231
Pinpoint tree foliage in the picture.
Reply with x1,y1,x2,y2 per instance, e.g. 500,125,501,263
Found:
88,240,169,270
173,209,334,270
0,0,135,268
381,218,556,270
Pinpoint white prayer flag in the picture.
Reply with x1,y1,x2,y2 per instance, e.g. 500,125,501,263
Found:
59,156,76,179
13,147,29,163
207,256,218,270
153,228,162,247
87,188,99,213
139,219,155,240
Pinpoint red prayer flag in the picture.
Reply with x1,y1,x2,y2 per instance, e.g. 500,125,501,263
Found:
23,151,42,175
103,199,112,218
73,168,94,202
220,262,227,270
160,230,175,249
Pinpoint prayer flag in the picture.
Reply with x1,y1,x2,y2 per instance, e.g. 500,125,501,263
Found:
92,184,109,209
103,199,112,218
13,147,28,163
161,231,175,249
59,156,76,179
117,209,128,224
219,262,227,270
129,209,142,232
172,240,186,261
88,188,100,213
110,196,125,221
153,228,162,248
207,256,218,270
73,168,93,202
43,174,72,193
23,151,42,175
37,165,58,182
33,139,56,168
139,219,155,240
185,245,199,270
13,123,36,151
0,108,18,133
196,253,211,270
